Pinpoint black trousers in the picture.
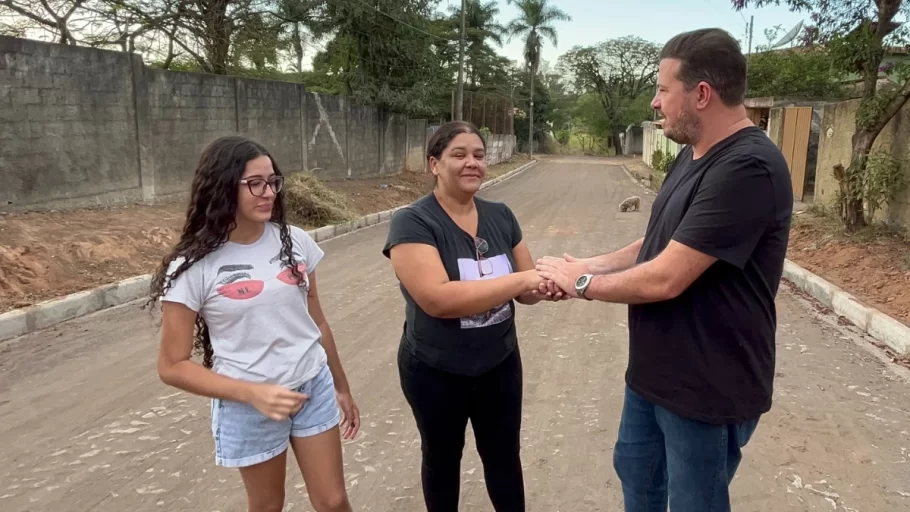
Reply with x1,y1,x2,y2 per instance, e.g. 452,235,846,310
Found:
398,343,525,512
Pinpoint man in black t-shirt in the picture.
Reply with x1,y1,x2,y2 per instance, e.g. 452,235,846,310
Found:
536,28,792,512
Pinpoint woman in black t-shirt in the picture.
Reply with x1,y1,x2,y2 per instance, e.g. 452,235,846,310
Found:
382,121,560,511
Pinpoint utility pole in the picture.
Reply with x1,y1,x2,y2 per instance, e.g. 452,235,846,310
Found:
455,0,466,121
528,62,534,157
747,15,754,69
509,68,516,136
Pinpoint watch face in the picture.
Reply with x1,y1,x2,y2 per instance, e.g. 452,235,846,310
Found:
575,275,589,288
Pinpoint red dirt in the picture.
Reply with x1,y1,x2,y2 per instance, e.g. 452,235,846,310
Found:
0,203,186,311
786,211,910,326
0,157,530,313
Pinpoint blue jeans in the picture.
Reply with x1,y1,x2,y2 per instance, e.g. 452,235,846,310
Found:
612,387,759,512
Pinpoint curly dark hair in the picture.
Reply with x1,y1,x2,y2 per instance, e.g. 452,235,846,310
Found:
148,135,306,368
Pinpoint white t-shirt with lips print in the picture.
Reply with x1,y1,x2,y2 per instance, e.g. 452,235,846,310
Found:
161,222,328,389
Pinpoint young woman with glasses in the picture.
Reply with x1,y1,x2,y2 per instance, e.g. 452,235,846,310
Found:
150,135,360,512
382,121,562,512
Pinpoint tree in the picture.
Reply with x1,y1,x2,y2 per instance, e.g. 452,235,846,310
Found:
512,67,553,151
571,92,610,153
0,0,85,44
306,0,453,117
445,0,505,89
0,0,528,123
746,47,844,99
72,0,297,75
505,0,571,154
275,0,319,74
541,67,575,133
734,0,910,230
557,35,659,154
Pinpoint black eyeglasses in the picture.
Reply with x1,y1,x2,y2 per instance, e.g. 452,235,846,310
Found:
240,176,284,197
475,237,493,277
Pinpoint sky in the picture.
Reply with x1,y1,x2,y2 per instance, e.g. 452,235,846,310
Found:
442,0,809,68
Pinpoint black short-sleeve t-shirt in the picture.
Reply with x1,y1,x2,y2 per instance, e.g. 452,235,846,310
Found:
382,192,523,376
627,126,793,425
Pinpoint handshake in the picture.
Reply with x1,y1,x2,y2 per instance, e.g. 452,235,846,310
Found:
521,253,592,301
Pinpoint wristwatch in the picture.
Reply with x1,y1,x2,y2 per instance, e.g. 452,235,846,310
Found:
575,273,594,300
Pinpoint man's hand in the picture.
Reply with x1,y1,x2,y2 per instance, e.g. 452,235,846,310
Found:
536,254,590,299
536,256,590,299
562,253,591,269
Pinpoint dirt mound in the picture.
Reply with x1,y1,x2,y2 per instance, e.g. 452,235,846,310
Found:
284,172,356,228
0,204,185,311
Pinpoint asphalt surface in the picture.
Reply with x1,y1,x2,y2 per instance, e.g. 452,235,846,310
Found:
1,157,908,512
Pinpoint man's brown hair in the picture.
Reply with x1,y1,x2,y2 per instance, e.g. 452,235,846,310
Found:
660,28,747,107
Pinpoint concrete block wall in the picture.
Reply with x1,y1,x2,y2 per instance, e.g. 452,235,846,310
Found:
405,119,427,172
382,113,407,175
814,98,910,228
237,78,304,174
305,93,348,180
0,36,517,210
347,103,381,178
0,37,143,208
144,69,237,197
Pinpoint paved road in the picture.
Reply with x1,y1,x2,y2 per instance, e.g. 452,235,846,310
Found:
1,158,908,512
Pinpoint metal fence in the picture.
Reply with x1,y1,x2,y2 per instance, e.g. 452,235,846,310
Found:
641,121,683,167
451,90,515,135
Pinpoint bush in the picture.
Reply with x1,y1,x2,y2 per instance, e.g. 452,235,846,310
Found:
651,149,665,171
864,151,908,223
479,126,492,139
649,149,675,191
283,172,355,228
539,133,561,154
656,153,675,175
651,172,666,191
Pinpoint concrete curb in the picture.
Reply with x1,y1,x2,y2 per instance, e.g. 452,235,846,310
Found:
620,163,656,192
619,163,644,187
621,161,909,356
479,158,538,190
0,159,540,343
782,260,910,356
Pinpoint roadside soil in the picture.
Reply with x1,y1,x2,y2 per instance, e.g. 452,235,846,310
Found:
787,210,910,327
0,156,531,313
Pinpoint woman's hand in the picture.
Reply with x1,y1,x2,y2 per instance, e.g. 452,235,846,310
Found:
247,383,308,421
537,280,570,301
336,390,361,440
522,268,546,292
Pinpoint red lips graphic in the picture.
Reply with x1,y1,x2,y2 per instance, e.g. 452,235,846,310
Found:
216,280,264,300
277,263,308,285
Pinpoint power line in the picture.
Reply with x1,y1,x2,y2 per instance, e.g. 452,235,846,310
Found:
351,0,449,41
298,37,435,71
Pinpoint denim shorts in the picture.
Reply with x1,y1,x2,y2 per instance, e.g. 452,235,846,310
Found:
211,363,341,468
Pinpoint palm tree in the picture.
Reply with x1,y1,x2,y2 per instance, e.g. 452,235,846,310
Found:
458,0,506,87
451,0,506,118
506,0,571,155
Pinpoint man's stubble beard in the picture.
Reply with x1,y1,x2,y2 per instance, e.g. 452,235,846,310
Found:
664,105,702,146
